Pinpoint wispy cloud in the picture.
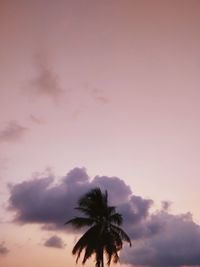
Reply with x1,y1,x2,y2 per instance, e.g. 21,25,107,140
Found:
44,235,65,249
28,54,63,101
0,121,29,143
91,88,109,104
83,83,109,105
0,242,9,256
30,114,45,125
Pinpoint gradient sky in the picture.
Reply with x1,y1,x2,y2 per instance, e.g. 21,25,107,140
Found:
1,1,200,267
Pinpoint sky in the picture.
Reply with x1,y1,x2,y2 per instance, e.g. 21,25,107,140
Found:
1,1,200,267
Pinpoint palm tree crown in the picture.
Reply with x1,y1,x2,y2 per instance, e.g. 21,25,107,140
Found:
65,188,131,267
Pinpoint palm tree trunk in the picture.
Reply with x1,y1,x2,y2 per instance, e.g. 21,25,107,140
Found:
101,253,104,267
96,247,104,267
101,248,104,267
96,251,101,267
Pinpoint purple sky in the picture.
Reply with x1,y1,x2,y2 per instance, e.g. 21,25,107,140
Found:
1,1,200,267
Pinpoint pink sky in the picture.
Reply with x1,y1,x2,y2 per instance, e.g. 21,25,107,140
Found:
1,1,200,267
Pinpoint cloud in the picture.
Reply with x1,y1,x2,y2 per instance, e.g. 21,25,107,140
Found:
0,242,9,256
7,167,200,267
92,175,132,205
30,114,45,125
44,235,65,249
83,83,109,105
118,195,155,240
91,88,109,104
28,54,63,101
121,212,200,267
0,121,29,143
161,201,171,211
8,168,133,230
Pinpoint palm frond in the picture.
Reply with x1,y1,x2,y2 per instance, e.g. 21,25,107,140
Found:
65,217,94,228
75,207,91,216
109,213,123,226
111,225,132,246
82,245,95,264
105,243,119,266
65,187,132,267
78,188,103,207
107,206,116,215
72,226,99,263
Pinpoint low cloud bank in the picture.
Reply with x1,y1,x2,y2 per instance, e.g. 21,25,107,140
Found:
8,167,200,267
8,168,132,230
121,212,200,267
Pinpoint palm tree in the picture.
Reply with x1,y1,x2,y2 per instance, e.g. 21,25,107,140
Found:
65,188,131,267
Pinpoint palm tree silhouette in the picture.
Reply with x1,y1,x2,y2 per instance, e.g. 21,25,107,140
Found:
65,188,131,267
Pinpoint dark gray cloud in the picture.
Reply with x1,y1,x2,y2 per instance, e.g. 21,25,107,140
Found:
93,175,132,205
161,201,171,211
0,242,9,256
8,168,132,231
44,235,65,249
8,167,200,267
121,212,200,267
0,121,29,143
29,54,63,101
118,195,155,240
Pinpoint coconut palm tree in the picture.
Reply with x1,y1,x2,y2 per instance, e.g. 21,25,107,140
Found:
65,188,131,267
